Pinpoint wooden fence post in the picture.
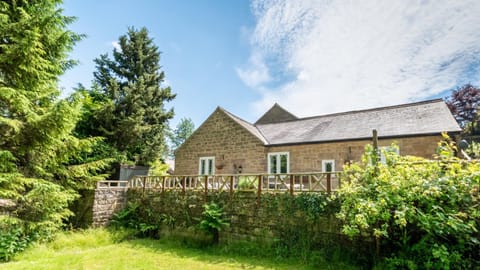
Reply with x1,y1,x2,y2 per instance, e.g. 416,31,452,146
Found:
338,173,341,189
257,175,262,196
182,176,186,194
162,176,165,193
204,175,208,202
289,174,294,195
373,129,379,176
229,175,234,198
257,175,262,205
326,173,331,195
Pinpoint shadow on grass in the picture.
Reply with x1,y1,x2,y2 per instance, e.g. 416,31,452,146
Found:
126,238,309,270
117,228,361,270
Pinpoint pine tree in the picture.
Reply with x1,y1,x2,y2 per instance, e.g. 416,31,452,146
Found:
0,1,110,259
91,27,176,165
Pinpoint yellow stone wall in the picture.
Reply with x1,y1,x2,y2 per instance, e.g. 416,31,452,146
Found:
175,109,443,174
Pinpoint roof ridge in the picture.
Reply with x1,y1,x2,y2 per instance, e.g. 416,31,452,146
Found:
257,98,445,125
218,107,269,144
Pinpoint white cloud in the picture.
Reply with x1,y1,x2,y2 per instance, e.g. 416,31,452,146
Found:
236,53,271,88
241,0,480,117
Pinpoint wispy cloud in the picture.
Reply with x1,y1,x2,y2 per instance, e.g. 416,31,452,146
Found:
236,52,271,88
241,0,480,117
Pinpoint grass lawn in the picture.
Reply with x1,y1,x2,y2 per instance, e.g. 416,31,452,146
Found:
2,229,346,270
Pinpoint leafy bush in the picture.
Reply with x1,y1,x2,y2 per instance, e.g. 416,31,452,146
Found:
0,217,30,262
110,202,176,239
198,202,229,244
338,138,480,269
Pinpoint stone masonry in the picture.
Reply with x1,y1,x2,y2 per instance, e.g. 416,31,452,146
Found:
175,108,267,175
175,106,444,174
268,135,443,172
92,188,128,227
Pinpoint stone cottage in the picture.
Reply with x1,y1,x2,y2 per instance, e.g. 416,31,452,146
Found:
174,99,461,175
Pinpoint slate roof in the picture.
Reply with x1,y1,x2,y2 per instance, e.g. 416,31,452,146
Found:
255,99,461,145
222,99,461,146
255,103,298,125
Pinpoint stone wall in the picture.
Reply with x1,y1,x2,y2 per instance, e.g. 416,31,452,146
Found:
126,189,342,243
176,110,443,175
175,108,267,175
92,187,128,227
268,135,443,172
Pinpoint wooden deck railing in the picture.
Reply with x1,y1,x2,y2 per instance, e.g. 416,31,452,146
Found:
96,180,129,189
126,172,341,194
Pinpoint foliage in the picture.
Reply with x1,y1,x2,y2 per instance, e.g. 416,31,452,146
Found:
74,86,128,165
237,176,258,190
81,27,176,166
464,140,480,159
0,0,111,261
149,159,170,176
2,229,328,270
123,188,362,265
445,84,480,133
168,117,195,157
254,192,355,265
110,201,176,239
337,138,480,269
0,217,29,262
293,192,339,220
198,202,229,244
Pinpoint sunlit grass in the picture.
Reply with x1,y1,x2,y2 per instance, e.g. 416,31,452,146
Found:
2,229,325,270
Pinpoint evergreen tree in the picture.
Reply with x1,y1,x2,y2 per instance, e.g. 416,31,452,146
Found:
0,0,110,259
91,27,176,165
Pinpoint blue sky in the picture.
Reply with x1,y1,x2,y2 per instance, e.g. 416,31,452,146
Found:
60,0,480,128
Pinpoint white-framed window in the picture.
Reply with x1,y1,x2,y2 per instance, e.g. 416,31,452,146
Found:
268,152,289,174
199,157,215,175
380,146,400,164
322,160,335,172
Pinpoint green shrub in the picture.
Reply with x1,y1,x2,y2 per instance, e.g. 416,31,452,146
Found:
338,137,480,268
110,201,176,239
198,202,229,244
0,217,30,262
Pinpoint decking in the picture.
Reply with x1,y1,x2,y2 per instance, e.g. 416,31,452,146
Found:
97,172,341,195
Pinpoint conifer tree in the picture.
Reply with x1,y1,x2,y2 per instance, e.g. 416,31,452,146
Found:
0,1,110,258
91,27,176,165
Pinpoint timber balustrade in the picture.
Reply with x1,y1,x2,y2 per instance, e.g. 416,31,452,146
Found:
121,172,341,195
96,180,129,189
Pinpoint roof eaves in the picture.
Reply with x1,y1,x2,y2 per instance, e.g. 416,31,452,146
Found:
265,130,461,147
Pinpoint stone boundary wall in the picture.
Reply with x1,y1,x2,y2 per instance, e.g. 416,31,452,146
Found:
125,188,344,244
92,187,128,227
90,187,371,256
